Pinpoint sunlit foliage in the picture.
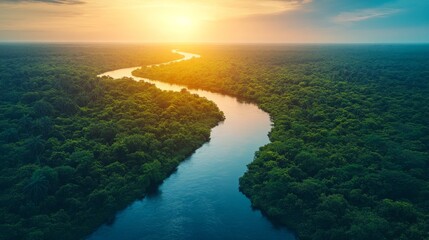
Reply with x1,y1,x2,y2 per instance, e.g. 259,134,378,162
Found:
135,44,429,240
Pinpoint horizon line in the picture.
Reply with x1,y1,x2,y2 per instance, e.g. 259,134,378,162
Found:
1,40,429,45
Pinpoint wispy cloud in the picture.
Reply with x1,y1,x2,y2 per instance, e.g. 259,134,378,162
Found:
139,0,312,21
333,8,401,23
0,0,84,4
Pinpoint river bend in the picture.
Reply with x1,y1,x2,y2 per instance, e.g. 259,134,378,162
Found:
88,50,295,240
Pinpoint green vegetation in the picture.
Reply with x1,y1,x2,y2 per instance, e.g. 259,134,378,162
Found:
134,45,429,240
0,44,224,240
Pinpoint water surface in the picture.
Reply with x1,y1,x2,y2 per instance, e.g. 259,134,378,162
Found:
88,50,295,240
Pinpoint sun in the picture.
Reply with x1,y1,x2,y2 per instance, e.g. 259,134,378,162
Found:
159,14,199,40
175,16,194,28
141,4,204,41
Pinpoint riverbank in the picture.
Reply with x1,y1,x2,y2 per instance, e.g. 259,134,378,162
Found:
0,45,224,240
88,50,295,240
129,45,429,240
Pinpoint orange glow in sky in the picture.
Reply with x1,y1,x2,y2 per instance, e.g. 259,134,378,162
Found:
0,0,427,43
0,0,309,42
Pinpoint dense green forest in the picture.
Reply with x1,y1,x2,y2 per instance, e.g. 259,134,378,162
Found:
0,44,224,240
134,45,429,240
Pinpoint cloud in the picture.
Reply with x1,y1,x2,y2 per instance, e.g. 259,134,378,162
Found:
138,0,312,21
333,8,401,22
0,0,84,4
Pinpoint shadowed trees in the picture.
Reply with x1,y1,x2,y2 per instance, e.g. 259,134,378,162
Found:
0,44,224,240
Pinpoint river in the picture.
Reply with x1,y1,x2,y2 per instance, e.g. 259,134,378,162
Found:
88,50,295,240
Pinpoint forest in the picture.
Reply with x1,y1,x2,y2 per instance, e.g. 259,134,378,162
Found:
134,44,429,240
0,44,224,240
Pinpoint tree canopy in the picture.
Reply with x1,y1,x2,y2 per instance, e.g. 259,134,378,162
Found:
0,44,224,240
134,44,429,240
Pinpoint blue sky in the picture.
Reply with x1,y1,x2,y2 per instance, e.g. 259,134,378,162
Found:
0,0,428,42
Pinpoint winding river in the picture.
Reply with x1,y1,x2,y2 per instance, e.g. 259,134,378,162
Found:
88,50,295,240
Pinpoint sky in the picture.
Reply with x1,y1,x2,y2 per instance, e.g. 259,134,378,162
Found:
0,0,428,43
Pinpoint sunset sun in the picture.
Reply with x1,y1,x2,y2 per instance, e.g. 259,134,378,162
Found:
164,15,198,35
174,16,194,28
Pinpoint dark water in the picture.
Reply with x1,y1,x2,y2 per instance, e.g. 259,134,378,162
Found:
87,51,295,240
